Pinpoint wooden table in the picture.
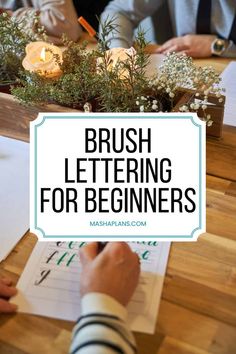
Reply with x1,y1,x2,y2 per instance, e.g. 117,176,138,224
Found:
0,57,236,354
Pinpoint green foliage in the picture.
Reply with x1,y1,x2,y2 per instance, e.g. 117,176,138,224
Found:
0,12,46,84
12,25,153,111
11,17,224,122
13,40,102,108
97,16,119,52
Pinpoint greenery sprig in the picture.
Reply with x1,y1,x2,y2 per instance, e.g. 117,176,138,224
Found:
10,16,224,125
0,12,46,84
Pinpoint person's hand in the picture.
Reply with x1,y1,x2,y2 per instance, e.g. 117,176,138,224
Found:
0,9,13,16
0,277,18,313
6,10,13,16
154,34,216,58
80,32,97,44
144,43,161,54
80,242,140,306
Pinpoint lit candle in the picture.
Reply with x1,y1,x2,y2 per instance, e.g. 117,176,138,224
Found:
22,41,63,78
40,47,46,62
97,47,137,78
107,47,136,66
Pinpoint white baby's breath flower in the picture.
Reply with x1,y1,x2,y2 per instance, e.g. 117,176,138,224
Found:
207,120,213,127
140,105,144,112
180,105,188,112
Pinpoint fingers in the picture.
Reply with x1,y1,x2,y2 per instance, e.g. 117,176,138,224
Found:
1,278,12,286
80,242,98,265
179,49,191,56
144,44,160,54
80,242,141,275
0,299,18,313
0,279,18,314
105,242,140,267
104,242,133,256
156,37,189,54
166,45,188,54
179,49,201,58
158,38,176,50
155,38,176,53
158,44,189,54
0,282,17,298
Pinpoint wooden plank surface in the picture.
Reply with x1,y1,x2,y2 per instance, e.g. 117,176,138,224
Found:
206,126,236,182
0,57,236,354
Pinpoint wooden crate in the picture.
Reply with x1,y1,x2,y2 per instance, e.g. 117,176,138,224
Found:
0,83,12,94
172,88,225,139
0,86,225,138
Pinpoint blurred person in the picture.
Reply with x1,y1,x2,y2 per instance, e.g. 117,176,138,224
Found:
69,242,140,354
101,0,236,58
0,0,110,43
0,242,140,354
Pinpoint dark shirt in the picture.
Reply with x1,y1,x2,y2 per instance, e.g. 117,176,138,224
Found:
73,0,110,32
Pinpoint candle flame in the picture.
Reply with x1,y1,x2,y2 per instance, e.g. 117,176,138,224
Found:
40,47,46,62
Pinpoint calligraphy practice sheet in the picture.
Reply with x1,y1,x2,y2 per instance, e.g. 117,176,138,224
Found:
13,241,170,333
220,61,236,127
0,136,29,262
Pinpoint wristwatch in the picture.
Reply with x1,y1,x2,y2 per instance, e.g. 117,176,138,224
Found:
211,38,229,56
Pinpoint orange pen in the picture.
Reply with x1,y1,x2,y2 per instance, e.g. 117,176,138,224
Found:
78,16,97,38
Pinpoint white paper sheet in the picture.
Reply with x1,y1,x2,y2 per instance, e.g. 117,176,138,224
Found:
0,136,29,262
13,241,170,333
220,61,236,127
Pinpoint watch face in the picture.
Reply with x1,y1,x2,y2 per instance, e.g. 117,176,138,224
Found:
213,39,225,52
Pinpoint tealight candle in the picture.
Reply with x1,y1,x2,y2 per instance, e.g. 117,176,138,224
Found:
22,41,63,78
107,47,136,67
97,47,137,78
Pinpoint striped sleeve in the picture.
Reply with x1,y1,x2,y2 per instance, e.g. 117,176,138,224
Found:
69,293,137,354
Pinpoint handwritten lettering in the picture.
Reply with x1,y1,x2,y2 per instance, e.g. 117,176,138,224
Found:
35,269,51,285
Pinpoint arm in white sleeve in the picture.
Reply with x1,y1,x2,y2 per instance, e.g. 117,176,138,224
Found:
12,0,82,43
223,40,236,58
70,293,136,354
100,0,164,48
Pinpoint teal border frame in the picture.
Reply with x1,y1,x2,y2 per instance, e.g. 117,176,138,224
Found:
33,115,203,239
